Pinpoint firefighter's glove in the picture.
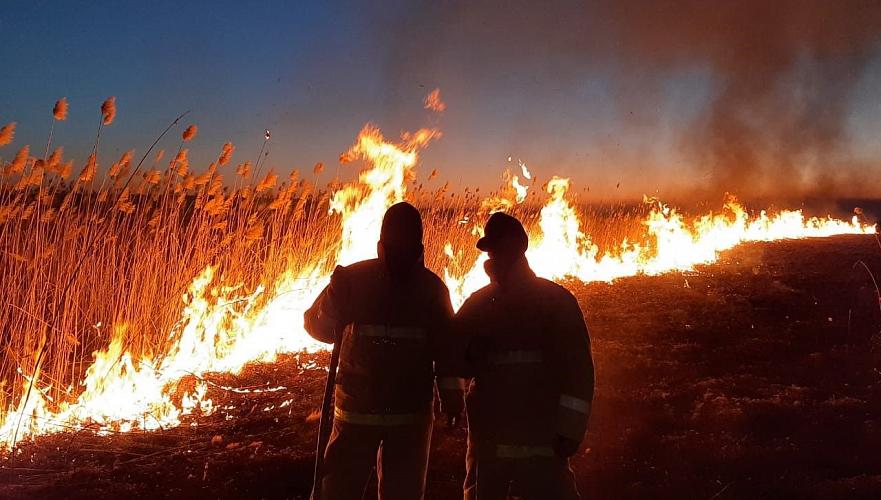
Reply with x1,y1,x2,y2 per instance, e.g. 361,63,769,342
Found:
439,389,465,427
553,435,581,458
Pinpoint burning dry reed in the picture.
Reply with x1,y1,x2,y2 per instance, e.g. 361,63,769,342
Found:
2,97,872,448
0,99,609,433
0,102,336,425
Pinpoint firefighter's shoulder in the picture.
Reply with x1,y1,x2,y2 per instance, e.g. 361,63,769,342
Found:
415,266,450,296
327,259,381,291
533,277,581,310
459,282,497,311
335,258,381,277
411,264,445,288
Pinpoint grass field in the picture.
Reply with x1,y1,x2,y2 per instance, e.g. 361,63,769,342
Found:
2,234,879,499
1,101,878,499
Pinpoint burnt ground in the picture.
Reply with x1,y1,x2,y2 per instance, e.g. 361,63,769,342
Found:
2,235,881,499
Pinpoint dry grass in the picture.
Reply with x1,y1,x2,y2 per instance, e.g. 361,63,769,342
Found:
0,99,641,428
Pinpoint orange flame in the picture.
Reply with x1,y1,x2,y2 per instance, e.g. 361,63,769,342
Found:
444,172,875,309
423,88,446,113
0,114,875,450
0,123,439,449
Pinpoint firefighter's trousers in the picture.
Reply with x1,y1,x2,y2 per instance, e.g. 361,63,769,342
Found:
464,436,581,500
319,411,433,500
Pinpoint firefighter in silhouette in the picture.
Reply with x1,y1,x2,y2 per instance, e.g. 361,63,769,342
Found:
304,202,463,500
454,212,595,499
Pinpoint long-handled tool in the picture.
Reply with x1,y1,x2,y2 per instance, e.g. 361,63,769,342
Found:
311,329,342,500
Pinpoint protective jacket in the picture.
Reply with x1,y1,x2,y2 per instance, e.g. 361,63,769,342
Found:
305,258,458,500
305,258,457,421
455,263,594,498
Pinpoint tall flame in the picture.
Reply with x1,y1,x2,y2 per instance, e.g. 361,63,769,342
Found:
331,125,440,265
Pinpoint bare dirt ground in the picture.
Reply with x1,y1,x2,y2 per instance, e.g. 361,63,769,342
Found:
2,234,880,499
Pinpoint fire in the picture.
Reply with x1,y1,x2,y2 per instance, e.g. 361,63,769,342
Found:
331,125,440,265
512,175,529,204
423,88,446,113
444,175,875,309
0,124,437,449
0,100,875,450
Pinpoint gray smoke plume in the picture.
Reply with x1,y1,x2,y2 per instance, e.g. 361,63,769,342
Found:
375,0,881,199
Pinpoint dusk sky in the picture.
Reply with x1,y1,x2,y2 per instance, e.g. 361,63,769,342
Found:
2,0,881,200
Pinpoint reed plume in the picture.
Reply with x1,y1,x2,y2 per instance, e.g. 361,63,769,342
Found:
172,149,189,176
182,125,198,142
236,161,252,178
256,170,277,193
59,160,73,180
101,97,117,125
79,153,97,182
0,123,16,147
144,169,162,185
219,142,235,166
53,98,69,121
8,145,29,174
47,148,64,172
108,150,134,179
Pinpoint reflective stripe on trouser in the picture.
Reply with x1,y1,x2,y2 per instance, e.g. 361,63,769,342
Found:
496,444,555,459
559,394,590,413
321,414,433,500
334,407,424,426
464,436,580,500
558,394,591,440
355,323,427,340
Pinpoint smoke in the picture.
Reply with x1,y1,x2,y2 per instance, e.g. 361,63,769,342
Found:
593,0,881,198
377,0,881,199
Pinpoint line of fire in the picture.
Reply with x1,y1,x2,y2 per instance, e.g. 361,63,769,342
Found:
2,2,881,499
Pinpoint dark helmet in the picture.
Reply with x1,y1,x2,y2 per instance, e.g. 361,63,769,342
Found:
379,202,424,277
476,212,528,255
380,202,423,248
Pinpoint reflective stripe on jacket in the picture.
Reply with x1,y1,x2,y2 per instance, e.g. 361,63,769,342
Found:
334,407,429,426
455,264,595,451
355,324,428,341
304,258,456,414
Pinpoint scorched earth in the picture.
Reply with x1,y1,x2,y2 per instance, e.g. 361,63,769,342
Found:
2,233,880,500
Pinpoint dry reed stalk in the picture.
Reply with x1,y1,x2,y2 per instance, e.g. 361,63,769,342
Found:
8,111,189,453
45,98,68,160
0,99,655,460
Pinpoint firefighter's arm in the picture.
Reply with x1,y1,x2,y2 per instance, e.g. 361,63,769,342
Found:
303,265,351,344
552,290,595,446
454,294,488,379
433,284,465,423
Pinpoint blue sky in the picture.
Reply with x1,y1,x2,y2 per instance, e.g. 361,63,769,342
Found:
1,0,879,199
